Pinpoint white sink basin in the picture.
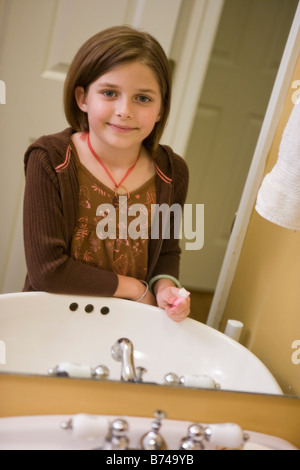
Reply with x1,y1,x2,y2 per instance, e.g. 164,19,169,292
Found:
0,292,282,394
0,414,296,450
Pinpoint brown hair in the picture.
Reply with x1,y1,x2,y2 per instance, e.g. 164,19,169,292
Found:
63,25,172,156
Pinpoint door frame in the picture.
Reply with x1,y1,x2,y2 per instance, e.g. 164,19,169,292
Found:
163,0,225,155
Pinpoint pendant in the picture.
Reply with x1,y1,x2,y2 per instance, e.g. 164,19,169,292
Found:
112,185,130,209
112,194,119,209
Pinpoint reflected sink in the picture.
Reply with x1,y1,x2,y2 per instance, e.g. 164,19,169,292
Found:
0,292,282,394
0,414,297,450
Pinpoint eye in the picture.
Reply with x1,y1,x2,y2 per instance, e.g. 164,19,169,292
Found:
137,95,151,103
102,90,117,98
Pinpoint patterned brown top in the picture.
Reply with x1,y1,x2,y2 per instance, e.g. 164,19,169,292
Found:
70,150,156,281
23,128,189,296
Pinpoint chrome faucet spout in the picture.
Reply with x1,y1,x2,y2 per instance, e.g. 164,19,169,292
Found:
111,338,137,382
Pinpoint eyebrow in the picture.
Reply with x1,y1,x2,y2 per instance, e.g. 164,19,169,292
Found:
138,89,158,95
97,82,158,95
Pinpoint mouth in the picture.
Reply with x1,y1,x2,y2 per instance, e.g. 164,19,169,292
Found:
108,123,137,133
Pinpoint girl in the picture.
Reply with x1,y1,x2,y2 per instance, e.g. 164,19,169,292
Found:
23,25,190,322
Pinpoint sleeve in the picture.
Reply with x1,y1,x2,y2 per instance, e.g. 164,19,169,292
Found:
23,149,119,296
151,155,189,280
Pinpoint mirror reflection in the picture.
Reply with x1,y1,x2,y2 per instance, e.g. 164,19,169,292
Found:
0,0,299,398
180,0,299,314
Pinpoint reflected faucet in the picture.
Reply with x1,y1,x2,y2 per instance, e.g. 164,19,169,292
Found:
111,338,146,382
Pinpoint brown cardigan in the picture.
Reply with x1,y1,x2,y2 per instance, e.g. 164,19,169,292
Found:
23,128,189,296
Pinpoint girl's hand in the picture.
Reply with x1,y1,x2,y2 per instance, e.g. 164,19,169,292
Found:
139,288,157,306
156,285,190,322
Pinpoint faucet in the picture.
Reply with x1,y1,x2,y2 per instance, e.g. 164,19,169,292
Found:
111,338,146,382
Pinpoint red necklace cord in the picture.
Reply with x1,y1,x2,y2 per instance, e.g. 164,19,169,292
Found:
87,133,140,190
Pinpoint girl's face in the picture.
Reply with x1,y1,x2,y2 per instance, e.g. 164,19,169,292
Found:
75,61,162,154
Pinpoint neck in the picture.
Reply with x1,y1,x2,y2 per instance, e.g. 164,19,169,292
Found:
87,132,142,169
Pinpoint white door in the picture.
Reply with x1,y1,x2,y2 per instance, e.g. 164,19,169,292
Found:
179,0,299,291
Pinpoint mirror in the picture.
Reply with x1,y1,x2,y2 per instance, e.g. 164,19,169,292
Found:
180,0,299,304
0,0,299,397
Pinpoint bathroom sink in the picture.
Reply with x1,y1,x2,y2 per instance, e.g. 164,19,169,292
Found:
0,414,296,450
0,292,282,394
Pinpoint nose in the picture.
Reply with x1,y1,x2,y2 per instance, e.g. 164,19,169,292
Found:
116,97,132,119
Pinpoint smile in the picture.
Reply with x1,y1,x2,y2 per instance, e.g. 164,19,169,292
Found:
108,123,137,133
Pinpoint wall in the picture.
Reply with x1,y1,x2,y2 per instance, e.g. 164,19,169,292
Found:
220,54,300,396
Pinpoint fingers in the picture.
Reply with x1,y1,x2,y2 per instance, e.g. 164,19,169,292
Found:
165,296,190,322
155,285,191,322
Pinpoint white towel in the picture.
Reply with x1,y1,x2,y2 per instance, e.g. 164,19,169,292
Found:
255,96,300,230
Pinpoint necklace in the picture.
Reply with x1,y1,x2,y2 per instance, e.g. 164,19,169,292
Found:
87,133,140,198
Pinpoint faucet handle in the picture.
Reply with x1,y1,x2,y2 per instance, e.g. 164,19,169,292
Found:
48,362,109,379
164,372,220,389
204,423,249,449
102,419,130,450
164,372,180,385
179,424,205,450
135,366,147,382
154,410,166,423
60,413,108,442
92,364,109,379
140,410,167,450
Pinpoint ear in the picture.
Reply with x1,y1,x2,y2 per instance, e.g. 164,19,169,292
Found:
75,86,88,112
156,104,163,123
